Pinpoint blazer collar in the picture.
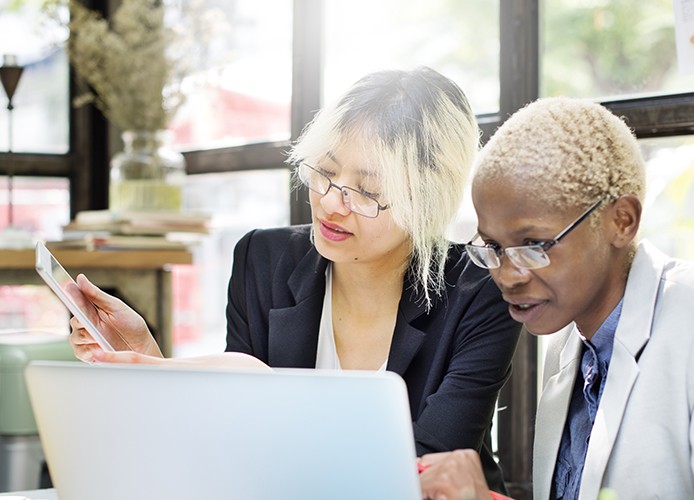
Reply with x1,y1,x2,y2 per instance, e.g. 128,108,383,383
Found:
385,271,431,375
533,326,581,500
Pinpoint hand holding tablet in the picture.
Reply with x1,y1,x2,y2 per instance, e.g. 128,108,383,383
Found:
35,241,116,352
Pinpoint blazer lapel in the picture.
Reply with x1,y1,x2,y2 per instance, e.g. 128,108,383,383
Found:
533,327,582,500
386,285,428,376
387,317,427,376
579,241,666,499
267,249,327,368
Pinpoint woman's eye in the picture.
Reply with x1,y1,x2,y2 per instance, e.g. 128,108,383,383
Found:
484,242,501,252
318,168,336,178
358,187,380,198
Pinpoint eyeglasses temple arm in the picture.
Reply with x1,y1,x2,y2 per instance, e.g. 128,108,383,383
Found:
552,194,608,244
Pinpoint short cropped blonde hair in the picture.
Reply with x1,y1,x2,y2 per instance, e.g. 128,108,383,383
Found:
473,97,646,213
288,67,479,309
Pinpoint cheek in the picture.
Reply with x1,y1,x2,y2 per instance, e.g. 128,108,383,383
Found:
364,219,410,255
308,191,321,213
489,269,503,289
538,256,594,306
373,217,407,242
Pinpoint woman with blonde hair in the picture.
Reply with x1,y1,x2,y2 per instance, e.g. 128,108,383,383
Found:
420,96,694,499
70,67,522,492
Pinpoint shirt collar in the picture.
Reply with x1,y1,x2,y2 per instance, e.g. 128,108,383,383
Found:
578,298,623,365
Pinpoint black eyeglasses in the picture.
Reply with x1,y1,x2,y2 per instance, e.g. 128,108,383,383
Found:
297,162,390,219
465,194,610,270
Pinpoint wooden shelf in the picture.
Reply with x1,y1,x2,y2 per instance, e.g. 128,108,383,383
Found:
0,248,193,270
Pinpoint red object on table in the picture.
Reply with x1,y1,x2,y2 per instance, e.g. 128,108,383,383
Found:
489,492,514,500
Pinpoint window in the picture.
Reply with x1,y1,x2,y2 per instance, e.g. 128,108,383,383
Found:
324,0,500,114
0,1,70,154
640,135,694,258
0,176,70,336
173,169,290,356
166,0,293,151
542,0,694,100
0,176,69,239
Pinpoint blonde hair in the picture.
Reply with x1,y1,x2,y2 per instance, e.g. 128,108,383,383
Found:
288,67,479,309
473,97,646,215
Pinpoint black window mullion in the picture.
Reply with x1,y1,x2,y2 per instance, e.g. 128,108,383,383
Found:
289,0,323,225
495,2,540,499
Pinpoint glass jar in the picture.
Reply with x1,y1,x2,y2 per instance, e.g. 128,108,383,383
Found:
109,130,186,212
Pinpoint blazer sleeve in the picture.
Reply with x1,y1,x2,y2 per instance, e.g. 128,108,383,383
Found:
225,229,257,355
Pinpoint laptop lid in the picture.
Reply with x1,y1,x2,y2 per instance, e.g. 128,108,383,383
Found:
25,361,421,500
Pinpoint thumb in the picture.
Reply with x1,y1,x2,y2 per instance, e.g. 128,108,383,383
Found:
75,273,119,309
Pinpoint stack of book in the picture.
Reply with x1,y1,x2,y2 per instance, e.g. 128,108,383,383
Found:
50,210,211,250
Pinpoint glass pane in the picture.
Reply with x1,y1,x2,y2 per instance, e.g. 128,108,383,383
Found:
324,0,500,115
640,135,694,259
0,285,70,333
0,1,69,153
173,169,290,356
0,175,70,335
165,0,292,151
0,176,70,242
542,0,694,100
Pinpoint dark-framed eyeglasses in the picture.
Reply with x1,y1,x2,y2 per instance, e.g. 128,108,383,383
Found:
297,162,390,219
465,194,610,270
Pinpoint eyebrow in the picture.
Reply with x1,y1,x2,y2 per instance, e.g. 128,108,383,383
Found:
477,224,556,241
324,151,378,178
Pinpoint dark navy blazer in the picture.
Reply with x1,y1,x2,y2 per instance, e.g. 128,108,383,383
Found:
225,225,521,490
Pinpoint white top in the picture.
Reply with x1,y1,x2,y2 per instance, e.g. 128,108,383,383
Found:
315,264,388,371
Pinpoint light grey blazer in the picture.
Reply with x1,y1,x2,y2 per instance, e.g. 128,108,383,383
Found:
533,240,694,500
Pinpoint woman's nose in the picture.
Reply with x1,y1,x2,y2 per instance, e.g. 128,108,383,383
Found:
318,185,351,216
492,255,532,290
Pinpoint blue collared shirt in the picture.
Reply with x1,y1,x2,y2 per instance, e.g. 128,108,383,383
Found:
551,299,623,500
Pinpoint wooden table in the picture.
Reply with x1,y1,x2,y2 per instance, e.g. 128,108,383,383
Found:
0,248,193,357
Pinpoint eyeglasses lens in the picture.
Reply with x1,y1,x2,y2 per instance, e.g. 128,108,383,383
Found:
466,245,551,270
346,190,378,218
506,246,550,269
466,246,499,269
300,163,379,218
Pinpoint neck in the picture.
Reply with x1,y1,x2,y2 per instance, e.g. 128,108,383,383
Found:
576,253,630,339
332,257,408,314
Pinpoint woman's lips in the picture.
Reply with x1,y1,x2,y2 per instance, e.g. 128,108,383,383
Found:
507,300,547,324
318,219,353,242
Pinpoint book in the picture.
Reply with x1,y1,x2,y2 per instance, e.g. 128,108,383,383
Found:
47,234,195,251
54,209,211,250
63,209,211,236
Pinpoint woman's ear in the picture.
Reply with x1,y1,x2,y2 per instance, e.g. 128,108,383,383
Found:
608,194,641,249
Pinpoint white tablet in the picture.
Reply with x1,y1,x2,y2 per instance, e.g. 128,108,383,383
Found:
35,241,115,352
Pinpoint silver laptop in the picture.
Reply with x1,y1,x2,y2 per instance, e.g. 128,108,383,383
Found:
25,361,420,500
